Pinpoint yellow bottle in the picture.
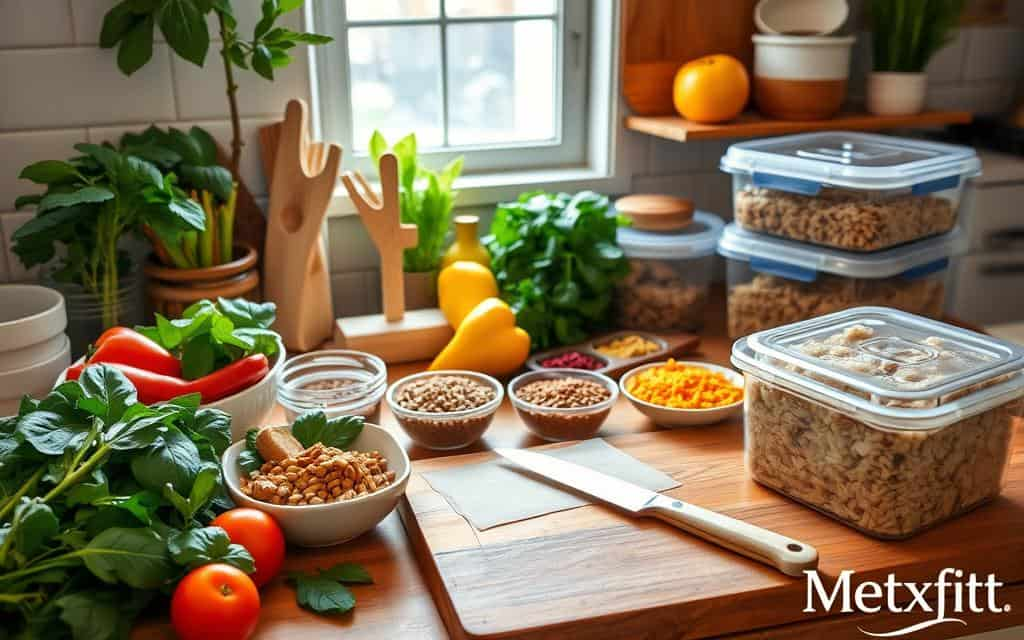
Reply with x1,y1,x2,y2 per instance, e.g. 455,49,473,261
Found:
441,215,490,269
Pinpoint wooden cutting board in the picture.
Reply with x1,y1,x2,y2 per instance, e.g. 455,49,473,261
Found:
398,424,1024,640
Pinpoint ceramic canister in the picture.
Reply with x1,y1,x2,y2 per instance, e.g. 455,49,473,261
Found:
752,34,856,120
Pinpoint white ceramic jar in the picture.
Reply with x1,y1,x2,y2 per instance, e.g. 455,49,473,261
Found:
752,34,855,120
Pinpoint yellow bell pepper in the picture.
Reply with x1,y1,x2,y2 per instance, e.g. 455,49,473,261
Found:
429,298,530,377
437,261,498,329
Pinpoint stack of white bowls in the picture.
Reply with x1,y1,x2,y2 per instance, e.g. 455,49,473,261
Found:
0,285,71,416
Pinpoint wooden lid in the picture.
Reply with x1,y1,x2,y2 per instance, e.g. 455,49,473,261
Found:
614,194,695,231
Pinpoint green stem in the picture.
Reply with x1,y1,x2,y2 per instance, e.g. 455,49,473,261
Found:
0,554,84,587
162,238,192,270
199,191,216,267
41,444,111,506
220,183,237,264
0,592,44,605
218,15,243,179
0,467,46,523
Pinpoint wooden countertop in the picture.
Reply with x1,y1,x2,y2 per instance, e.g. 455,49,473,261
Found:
133,302,1024,639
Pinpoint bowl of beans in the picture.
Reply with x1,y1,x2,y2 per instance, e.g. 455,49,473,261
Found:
620,360,744,427
507,369,618,442
386,370,503,450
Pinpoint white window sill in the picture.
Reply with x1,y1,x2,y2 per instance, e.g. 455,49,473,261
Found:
325,166,632,217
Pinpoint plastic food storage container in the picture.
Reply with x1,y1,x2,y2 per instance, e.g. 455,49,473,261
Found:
720,132,981,251
718,223,965,338
277,350,387,424
732,307,1024,539
615,211,724,331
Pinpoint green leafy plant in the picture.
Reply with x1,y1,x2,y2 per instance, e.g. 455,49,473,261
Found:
485,191,630,351
13,145,207,327
135,297,280,380
118,125,238,268
369,131,464,273
238,411,364,474
870,0,966,72
102,0,331,179
0,366,250,638
288,562,373,616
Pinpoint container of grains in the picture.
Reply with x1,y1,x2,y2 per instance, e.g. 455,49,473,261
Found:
720,132,980,252
508,370,618,441
386,371,503,450
615,210,724,332
718,222,965,338
732,307,1024,539
277,350,387,424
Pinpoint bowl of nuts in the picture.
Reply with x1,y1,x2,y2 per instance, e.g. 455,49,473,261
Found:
221,420,410,547
386,370,503,450
508,369,618,442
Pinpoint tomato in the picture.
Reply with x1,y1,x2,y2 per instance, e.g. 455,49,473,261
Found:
171,563,260,640
672,54,750,123
212,509,286,587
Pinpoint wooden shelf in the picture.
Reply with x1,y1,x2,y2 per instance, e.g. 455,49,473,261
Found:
624,110,973,142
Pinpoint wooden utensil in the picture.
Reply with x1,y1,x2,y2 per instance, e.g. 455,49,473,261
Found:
614,194,695,231
261,99,339,352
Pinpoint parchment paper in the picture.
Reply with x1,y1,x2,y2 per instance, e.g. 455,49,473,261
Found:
420,439,680,530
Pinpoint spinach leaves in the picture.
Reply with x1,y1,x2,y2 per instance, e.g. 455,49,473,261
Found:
237,412,365,474
0,365,250,639
485,191,630,350
288,562,373,616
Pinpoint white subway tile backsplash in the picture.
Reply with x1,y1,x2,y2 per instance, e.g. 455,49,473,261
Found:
631,174,702,203
331,271,376,318
926,82,1015,114
647,137,702,175
695,172,733,220
925,31,966,84
327,216,381,273
964,26,1024,82
0,0,74,48
1,210,41,281
0,218,9,283
171,47,310,120
0,46,176,130
0,129,87,210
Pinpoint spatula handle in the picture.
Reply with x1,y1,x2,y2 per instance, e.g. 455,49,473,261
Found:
641,494,818,577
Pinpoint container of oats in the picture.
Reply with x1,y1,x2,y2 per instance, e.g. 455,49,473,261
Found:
720,132,980,252
386,371,503,450
718,222,965,338
732,306,1024,539
614,209,724,332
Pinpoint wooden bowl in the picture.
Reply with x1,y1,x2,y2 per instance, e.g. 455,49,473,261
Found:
145,244,261,318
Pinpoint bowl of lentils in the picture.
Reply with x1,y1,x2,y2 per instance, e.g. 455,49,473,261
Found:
508,369,618,442
386,370,503,450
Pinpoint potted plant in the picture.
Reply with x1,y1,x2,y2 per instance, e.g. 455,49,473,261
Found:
100,0,331,311
368,131,464,309
867,0,965,116
12,144,206,354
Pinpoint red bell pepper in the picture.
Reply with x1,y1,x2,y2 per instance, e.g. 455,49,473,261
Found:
65,354,269,405
87,327,182,377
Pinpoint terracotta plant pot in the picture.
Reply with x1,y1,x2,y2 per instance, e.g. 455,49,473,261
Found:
145,243,261,318
403,270,438,310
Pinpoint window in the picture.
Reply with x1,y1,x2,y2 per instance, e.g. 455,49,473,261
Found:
313,0,595,177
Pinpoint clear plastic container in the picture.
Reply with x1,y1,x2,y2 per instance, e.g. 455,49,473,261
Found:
277,350,388,424
718,223,965,338
720,132,981,251
615,211,724,331
732,307,1024,539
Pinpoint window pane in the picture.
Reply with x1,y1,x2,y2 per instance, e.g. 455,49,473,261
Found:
445,0,556,17
446,20,556,146
348,26,444,151
346,0,439,21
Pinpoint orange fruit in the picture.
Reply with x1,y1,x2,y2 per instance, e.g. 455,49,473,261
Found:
672,54,750,123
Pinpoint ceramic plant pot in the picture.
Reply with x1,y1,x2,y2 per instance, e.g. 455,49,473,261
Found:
752,34,855,120
403,270,438,310
866,72,928,116
144,243,260,318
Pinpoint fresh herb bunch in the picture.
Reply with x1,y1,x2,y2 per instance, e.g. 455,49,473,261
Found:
870,0,966,72
485,191,630,350
0,366,252,639
369,131,464,273
118,125,238,269
136,297,280,380
13,145,207,327
101,0,332,178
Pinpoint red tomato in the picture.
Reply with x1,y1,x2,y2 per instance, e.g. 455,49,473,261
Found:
171,563,260,640
212,509,286,587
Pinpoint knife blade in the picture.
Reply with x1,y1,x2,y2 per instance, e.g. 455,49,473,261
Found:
495,448,818,577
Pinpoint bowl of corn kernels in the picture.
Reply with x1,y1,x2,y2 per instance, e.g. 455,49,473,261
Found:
620,359,744,427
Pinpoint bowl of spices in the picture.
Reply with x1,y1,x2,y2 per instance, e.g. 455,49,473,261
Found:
594,334,663,359
538,350,607,371
508,369,618,442
621,359,744,427
386,370,503,450
277,350,387,424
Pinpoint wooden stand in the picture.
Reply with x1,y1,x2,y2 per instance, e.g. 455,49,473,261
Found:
260,99,339,352
335,153,451,363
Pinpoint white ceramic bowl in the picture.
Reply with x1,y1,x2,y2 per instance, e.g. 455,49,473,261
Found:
221,422,410,547
0,335,71,416
755,0,848,35
620,361,744,428
0,285,67,367
55,337,285,441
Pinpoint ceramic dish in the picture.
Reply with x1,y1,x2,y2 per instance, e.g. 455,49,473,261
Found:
508,369,618,442
0,284,67,361
620,361,744,427
222,422,410,547
526,330,700,379
386,370,503,450
0,335,71,416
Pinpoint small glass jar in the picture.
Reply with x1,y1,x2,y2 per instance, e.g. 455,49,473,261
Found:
276,350,387,424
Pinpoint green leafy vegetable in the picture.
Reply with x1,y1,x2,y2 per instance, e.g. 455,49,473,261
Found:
237,428,263,475
291,412,364,450
167,526,254,573
287,563,374,616
369,131,464,273
485,191,630,350
870,0,966,72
